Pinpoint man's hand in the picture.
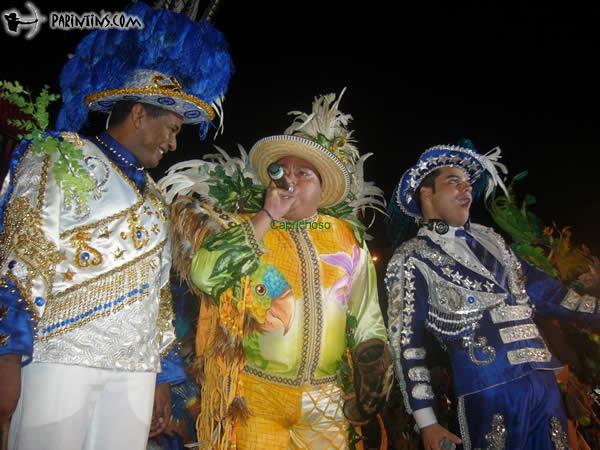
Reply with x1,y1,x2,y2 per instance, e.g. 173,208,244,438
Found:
149,383,172,438
0,354,21,427
421,423,462,450
578,257,600,297
263,182,296,220
251,182,297,240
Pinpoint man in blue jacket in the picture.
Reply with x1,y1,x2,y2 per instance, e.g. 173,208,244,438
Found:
386,142,600,449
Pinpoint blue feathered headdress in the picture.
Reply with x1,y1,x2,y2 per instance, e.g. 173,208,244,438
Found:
56,2,233,139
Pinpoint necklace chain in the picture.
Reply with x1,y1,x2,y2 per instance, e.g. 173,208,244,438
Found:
95,136,144,171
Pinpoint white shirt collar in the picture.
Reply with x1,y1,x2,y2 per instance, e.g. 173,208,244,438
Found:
418,223,501,282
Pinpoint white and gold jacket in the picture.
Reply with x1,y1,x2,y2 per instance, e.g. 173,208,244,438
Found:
0,133,175,372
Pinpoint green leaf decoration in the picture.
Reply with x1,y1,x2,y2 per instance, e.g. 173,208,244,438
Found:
336,313,359,397
1,80,97,209
319,201,366,243
511,242,558,277
346,314,358,349
198,160,367,239
348,424,366,450
203,226,261,299
205,164,266,214
335,356,353,393
512,170,528,182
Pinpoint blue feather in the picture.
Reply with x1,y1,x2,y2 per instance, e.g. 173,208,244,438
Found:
55,1,233,138
386,184,419,249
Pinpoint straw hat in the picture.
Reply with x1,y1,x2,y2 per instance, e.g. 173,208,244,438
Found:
249,90,358,208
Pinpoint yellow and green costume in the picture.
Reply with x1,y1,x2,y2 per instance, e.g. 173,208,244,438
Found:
160,90,389,449
190,214,385,449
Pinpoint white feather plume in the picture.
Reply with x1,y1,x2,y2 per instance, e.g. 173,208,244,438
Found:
159,89,387,227
211,95,225,137
158,144,258,205
285,88,385,218
285,87,360,164
480,146,509,200
348,153,387,223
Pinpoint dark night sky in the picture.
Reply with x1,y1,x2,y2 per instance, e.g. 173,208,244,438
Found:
2,0,600,263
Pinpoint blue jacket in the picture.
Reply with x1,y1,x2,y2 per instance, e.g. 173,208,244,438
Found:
385,223,599,428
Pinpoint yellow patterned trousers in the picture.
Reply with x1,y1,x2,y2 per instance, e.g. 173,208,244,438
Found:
236,373,348,449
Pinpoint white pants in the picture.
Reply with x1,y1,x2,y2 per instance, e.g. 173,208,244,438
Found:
9,362,156,450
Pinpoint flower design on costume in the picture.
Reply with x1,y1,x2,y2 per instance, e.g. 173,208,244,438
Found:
321,246,360,305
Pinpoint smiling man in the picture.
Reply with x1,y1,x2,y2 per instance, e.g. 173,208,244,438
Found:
386,143,600,450
102,101,182,169
0,4,232,450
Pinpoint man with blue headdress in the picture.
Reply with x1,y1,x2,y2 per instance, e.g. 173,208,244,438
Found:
0,3,232,449
385,142,600,450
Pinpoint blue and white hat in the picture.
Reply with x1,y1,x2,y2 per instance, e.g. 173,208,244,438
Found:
85,69,215,124
395,143,509,219
56,2,233,139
